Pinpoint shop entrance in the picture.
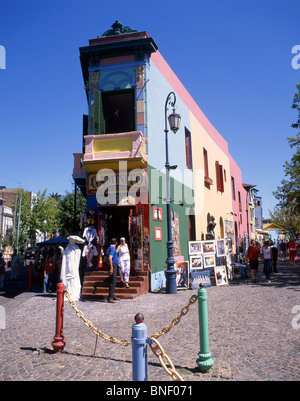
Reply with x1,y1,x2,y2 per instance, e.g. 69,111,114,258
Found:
98,204,149,272
100,206,132,244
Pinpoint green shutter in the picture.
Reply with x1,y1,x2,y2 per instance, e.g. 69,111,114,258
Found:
93,89,105,134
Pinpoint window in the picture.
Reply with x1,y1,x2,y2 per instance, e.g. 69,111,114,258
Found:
215,161,224,192
185,128,193,170
231,177,236,201
103,89,135,134
203,148,213,186
203,148,209,177
238,191,242,212
93,88,135,135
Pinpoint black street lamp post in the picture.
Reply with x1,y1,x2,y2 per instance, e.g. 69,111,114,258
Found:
164,92,181,294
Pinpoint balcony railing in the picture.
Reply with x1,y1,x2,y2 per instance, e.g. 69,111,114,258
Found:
83,131,148,171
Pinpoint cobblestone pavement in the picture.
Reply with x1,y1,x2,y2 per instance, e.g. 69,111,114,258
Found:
0,259,299,381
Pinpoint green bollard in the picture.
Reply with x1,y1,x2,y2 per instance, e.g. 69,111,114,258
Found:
196,283,214,373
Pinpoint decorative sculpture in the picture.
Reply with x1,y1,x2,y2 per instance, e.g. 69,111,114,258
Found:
206,216,216,240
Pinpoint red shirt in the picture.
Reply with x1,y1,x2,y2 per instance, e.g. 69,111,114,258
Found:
46,259,55,274
247,245,260,261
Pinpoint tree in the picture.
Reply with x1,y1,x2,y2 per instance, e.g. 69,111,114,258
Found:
58,190,86,238
30,190,60,240
272,83,300,231
269,205,300,236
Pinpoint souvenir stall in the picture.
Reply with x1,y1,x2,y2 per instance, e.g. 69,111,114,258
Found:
79,202,150,274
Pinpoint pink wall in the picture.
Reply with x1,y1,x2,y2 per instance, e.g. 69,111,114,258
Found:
151,50,250,244
229,156,250,246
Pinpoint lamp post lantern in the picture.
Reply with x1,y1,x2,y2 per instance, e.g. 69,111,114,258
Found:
164,92,181,294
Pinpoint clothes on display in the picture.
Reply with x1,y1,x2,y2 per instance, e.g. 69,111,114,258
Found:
82,243,98,270
60,236,85,301
83,226,98,243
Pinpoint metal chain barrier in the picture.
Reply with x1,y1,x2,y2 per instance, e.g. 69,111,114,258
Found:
148,295,197,381
64,289,131,347
63,289,197,381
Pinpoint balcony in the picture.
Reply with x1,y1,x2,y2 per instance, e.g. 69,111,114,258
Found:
83,131,148,172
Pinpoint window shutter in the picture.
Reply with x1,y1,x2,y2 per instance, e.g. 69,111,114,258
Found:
93,89,105,134
216,161,224,192
219,164,224,192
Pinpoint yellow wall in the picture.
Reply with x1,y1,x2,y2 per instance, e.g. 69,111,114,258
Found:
190,113,232,240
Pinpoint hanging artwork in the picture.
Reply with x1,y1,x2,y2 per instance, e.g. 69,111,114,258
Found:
203,254,216,268
216,239,226,257
190,255,203,270
214,266,228,286
201,240,215,255
188,241,202,255
175,261,189,288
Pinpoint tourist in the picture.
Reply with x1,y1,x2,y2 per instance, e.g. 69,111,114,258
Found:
106,238,120,303
117,237,131,288
44,248,56,293
288,238,297,264
262,241,272,283
270,241,278,273
246,240,260,284
279,240,287,261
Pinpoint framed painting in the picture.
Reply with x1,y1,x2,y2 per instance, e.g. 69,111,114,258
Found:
201,240,215,255
203,254,216,268
190,255,203,270
175,261,189,288
216,239,226,257
214,266,228,286
188,241,203,255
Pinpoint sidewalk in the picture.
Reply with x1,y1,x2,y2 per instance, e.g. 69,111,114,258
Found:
0,258,299,381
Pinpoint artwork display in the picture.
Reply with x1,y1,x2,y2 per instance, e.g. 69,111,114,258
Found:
203,254,216,268
216,239,226,257
191,269,212,289
188,241,202,255
201,240,215,254
190,255,203,270
214,266,228,286
175,261,189,288
187,238,229,288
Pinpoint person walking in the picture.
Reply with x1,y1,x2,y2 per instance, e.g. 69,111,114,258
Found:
270,241,278,273
262,241,272,283
117,237,131,288
44,249,56,293
106,238,120,303
288,238,297,264
246,240,260,283
0,252,6,290
279,240,287,261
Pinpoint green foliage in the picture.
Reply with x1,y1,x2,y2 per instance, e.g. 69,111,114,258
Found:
2,187,86,248
272,83,300,232
58,190,86,237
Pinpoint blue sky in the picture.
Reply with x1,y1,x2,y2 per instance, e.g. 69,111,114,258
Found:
0,0,299,218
